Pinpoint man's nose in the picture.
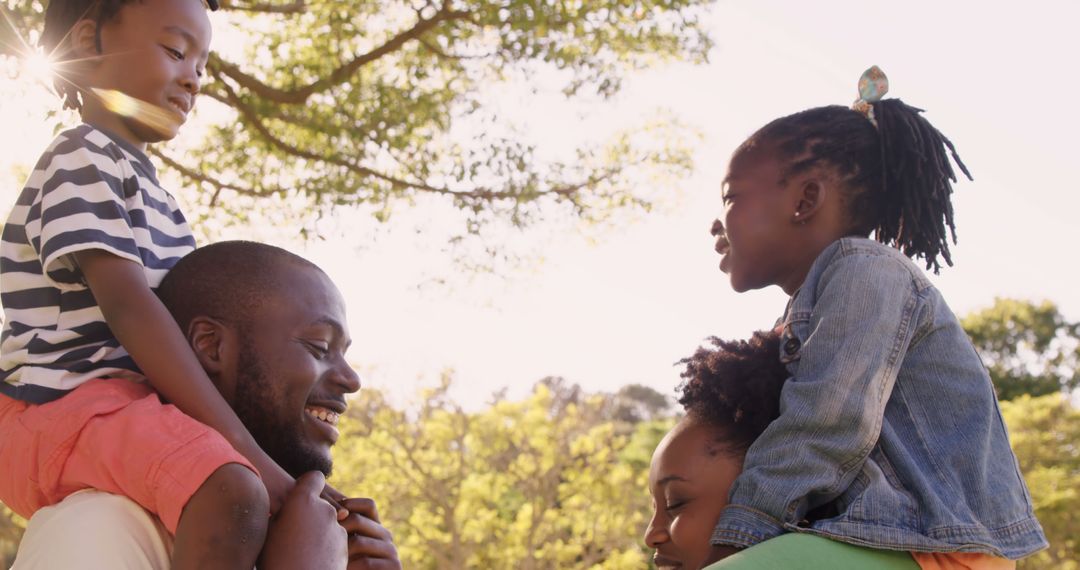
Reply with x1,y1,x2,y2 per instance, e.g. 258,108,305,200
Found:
333,360,361,395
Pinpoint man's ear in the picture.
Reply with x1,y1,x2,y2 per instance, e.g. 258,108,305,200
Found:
189,316,229,375
792,177,829,224
189,316,240,402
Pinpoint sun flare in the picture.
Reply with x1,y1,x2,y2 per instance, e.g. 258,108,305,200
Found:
21,51,54,85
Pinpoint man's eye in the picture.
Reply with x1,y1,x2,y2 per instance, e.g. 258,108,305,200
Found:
305,341,330,359
162,46,184,60
721,193,736,204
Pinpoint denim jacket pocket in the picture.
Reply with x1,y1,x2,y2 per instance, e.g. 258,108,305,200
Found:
846,447,919,529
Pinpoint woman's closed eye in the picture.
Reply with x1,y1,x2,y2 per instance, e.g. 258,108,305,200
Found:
665,498,689,514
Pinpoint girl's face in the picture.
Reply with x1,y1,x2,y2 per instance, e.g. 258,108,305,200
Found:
717,146,799,292
644,419,743,569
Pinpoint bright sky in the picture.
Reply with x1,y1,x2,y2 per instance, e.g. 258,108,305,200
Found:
2,0,1078,409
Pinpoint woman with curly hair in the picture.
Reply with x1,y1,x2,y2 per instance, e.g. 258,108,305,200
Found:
644,331,921,569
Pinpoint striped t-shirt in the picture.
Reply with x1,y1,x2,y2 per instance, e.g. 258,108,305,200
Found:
0,124,196,404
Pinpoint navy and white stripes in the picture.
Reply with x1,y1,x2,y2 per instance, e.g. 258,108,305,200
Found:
0,124,196,403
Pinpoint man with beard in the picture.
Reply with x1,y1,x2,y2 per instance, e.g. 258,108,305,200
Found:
11,241,400,570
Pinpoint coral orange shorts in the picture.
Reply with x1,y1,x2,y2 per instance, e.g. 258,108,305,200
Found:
0,378,257,534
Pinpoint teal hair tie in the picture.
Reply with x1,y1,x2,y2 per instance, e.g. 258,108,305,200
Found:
852,66,889,127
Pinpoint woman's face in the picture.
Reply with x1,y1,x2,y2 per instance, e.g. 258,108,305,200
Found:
644,418,743,569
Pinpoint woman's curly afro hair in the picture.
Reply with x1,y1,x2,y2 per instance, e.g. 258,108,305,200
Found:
676,330,789,455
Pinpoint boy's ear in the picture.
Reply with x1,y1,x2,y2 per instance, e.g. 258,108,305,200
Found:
69,19,101,61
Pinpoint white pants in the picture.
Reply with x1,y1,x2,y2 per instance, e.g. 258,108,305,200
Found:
11,490,172,570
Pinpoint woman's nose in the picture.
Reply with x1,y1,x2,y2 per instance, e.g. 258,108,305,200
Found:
643,514,670,548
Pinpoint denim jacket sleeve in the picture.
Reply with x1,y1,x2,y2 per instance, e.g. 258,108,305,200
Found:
711,248,925,548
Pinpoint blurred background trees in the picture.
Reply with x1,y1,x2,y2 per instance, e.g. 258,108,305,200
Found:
961,298,1079,401
332,374,673,569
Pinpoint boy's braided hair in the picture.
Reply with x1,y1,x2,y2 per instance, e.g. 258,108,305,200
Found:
744,100,972,273
40,0,218,111
676,330,788,455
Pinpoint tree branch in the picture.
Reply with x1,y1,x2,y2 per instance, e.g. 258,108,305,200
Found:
148,147,278,206
416,36,491,60
213,66,613,204
217,0,307,14
209,6,472,105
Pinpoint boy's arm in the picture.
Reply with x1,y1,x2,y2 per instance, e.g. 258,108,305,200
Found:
74,249,294,511
711,253,924,549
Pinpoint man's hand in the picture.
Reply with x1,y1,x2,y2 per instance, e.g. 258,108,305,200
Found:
259,471,348,570
699,544,741,568
339,497,401,570
322,482,351,521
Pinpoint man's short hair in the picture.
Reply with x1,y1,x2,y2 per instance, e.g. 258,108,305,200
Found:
157,240,323,334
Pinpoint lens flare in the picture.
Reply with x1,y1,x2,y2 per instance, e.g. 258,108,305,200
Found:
92,88,181,137
21,52,54,84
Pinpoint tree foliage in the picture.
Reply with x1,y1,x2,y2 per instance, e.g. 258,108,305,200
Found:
961,298,1080,400
1,0,709,237
1000,394,1080,570
332,374,672,569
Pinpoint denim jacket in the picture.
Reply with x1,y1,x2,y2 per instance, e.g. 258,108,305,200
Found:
711,238,1047,559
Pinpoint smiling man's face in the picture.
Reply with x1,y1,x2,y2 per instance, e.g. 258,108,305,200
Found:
230,265,361,477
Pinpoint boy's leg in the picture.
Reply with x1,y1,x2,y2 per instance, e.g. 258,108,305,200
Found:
705,533,920,570
171,463,268,570
29,379,269,567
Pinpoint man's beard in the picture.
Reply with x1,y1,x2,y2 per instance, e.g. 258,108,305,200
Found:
231,336,333,478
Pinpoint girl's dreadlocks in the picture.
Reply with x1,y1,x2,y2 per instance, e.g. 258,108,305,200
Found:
40,0,218,111
745,100,972,273
676,330,789,455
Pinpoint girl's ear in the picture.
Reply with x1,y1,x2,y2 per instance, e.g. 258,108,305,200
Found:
792,178,829,224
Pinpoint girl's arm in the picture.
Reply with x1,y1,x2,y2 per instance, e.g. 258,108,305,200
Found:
74,249,294,512
710,251,925,550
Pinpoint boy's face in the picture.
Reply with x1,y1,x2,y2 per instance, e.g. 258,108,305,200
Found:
82,0,212,147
